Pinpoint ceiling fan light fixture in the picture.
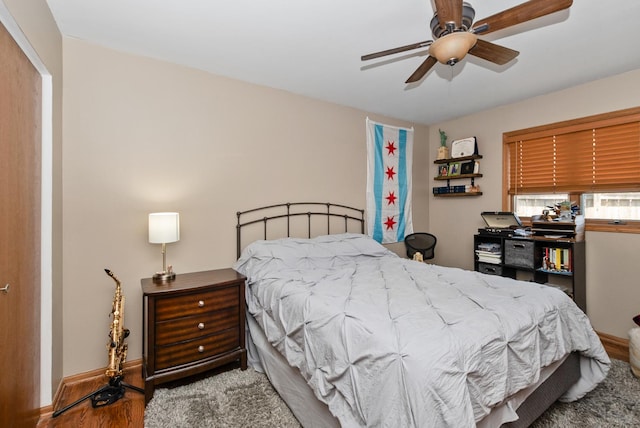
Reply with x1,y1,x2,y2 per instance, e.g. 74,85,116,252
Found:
429,32,478,65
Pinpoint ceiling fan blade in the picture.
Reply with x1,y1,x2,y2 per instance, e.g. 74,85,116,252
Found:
474,0,573,35
434,0,463,29
468,39,519,65
361,40,433,61
405,56,438,83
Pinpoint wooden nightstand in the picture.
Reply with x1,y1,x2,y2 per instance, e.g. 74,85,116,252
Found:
141,268,247,404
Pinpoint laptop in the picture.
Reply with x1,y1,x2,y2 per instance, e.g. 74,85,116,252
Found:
480,211,523,229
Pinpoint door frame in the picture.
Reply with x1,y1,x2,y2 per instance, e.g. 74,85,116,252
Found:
0,1,54,406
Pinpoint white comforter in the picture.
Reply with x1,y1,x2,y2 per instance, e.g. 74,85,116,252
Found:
234,233,610,427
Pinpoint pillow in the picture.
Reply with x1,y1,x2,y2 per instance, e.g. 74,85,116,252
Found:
234,233,395,276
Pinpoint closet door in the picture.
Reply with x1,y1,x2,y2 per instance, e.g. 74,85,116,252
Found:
0,21,42,427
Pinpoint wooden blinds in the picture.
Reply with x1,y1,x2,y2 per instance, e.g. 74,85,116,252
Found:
505,108,640,194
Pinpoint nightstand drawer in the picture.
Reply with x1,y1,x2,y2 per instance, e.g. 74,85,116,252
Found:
155,286,239,321
155,306,239,345
142,268,247,404
155,329,240,370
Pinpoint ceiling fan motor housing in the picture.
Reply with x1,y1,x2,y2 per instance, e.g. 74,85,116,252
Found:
430,1,475,38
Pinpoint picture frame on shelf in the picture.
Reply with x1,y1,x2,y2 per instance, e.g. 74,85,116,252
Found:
448,162,461,176
438,165,449,177
451,137,477,158
460,161,475,175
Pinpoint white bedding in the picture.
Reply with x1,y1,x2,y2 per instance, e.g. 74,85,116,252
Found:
234,233,610,427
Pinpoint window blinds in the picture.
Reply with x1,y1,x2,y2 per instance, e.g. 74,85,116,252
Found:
506,113,640,194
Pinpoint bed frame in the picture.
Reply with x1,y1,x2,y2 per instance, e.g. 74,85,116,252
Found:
236,202,365,258
235,201,582,427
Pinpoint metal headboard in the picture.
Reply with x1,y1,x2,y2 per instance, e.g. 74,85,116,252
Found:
236,202,365,259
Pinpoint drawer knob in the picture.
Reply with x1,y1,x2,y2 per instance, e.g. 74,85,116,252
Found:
198,345,205,353
198,300,205,307
198,322,205,330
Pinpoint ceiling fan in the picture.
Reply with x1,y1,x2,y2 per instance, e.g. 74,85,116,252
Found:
361,0,573,83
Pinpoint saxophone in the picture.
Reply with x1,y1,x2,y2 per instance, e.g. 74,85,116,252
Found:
52,269,141,416
104,268,129,380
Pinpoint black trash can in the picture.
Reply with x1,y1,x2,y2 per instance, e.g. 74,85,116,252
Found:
404,233,437,260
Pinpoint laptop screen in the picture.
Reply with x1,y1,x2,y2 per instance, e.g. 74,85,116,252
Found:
481,212,522,229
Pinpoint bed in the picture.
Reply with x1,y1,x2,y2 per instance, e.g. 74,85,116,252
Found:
233,202,610,427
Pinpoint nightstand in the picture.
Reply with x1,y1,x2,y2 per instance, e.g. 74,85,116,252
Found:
141,268,247,404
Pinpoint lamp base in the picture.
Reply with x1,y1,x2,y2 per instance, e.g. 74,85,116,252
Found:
152,272,176,282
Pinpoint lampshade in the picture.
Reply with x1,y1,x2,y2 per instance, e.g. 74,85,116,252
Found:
148,212,180,244
429,32,478,66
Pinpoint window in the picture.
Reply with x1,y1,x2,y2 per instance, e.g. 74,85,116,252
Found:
582,192,640,221
513,194,568,218
503,107,640,232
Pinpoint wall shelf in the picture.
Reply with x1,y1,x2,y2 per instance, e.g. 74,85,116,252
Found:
433,154,483,197
434,173,482,181
433,192,483,197
434,154,482,164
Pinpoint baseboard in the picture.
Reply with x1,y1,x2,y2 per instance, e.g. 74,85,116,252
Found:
39,359,142,424
597,331,629,362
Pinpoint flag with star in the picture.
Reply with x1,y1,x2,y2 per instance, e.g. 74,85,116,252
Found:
366,118,414,243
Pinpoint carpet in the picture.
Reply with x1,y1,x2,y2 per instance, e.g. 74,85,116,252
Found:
532,359,640,427
144,368,300,428
145,359,639,427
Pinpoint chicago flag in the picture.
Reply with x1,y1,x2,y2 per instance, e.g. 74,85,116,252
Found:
366,118,414,243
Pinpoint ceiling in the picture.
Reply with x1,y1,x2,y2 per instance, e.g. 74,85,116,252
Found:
46,0,640,126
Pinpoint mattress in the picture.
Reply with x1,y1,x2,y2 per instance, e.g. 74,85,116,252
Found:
247,313,577,428
235,233,610,427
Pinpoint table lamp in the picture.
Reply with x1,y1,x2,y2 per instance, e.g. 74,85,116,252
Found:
148,212,180,281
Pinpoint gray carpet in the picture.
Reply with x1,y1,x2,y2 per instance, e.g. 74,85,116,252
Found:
532,359,640,427
144,368,300,428
145,359,639,427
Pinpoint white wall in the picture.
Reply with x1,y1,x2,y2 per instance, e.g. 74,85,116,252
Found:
428,69,640,339
62,37,430,376
63,37,640,377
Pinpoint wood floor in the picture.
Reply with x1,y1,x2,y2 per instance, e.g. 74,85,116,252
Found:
38,364,145,428
37,360,241,428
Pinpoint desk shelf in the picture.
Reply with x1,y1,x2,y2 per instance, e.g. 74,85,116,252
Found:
474,233,586,312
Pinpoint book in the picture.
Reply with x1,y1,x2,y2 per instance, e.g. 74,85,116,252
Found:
542,247,572,272
477,242,501,252
476,241,501,264
477,256,501,264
